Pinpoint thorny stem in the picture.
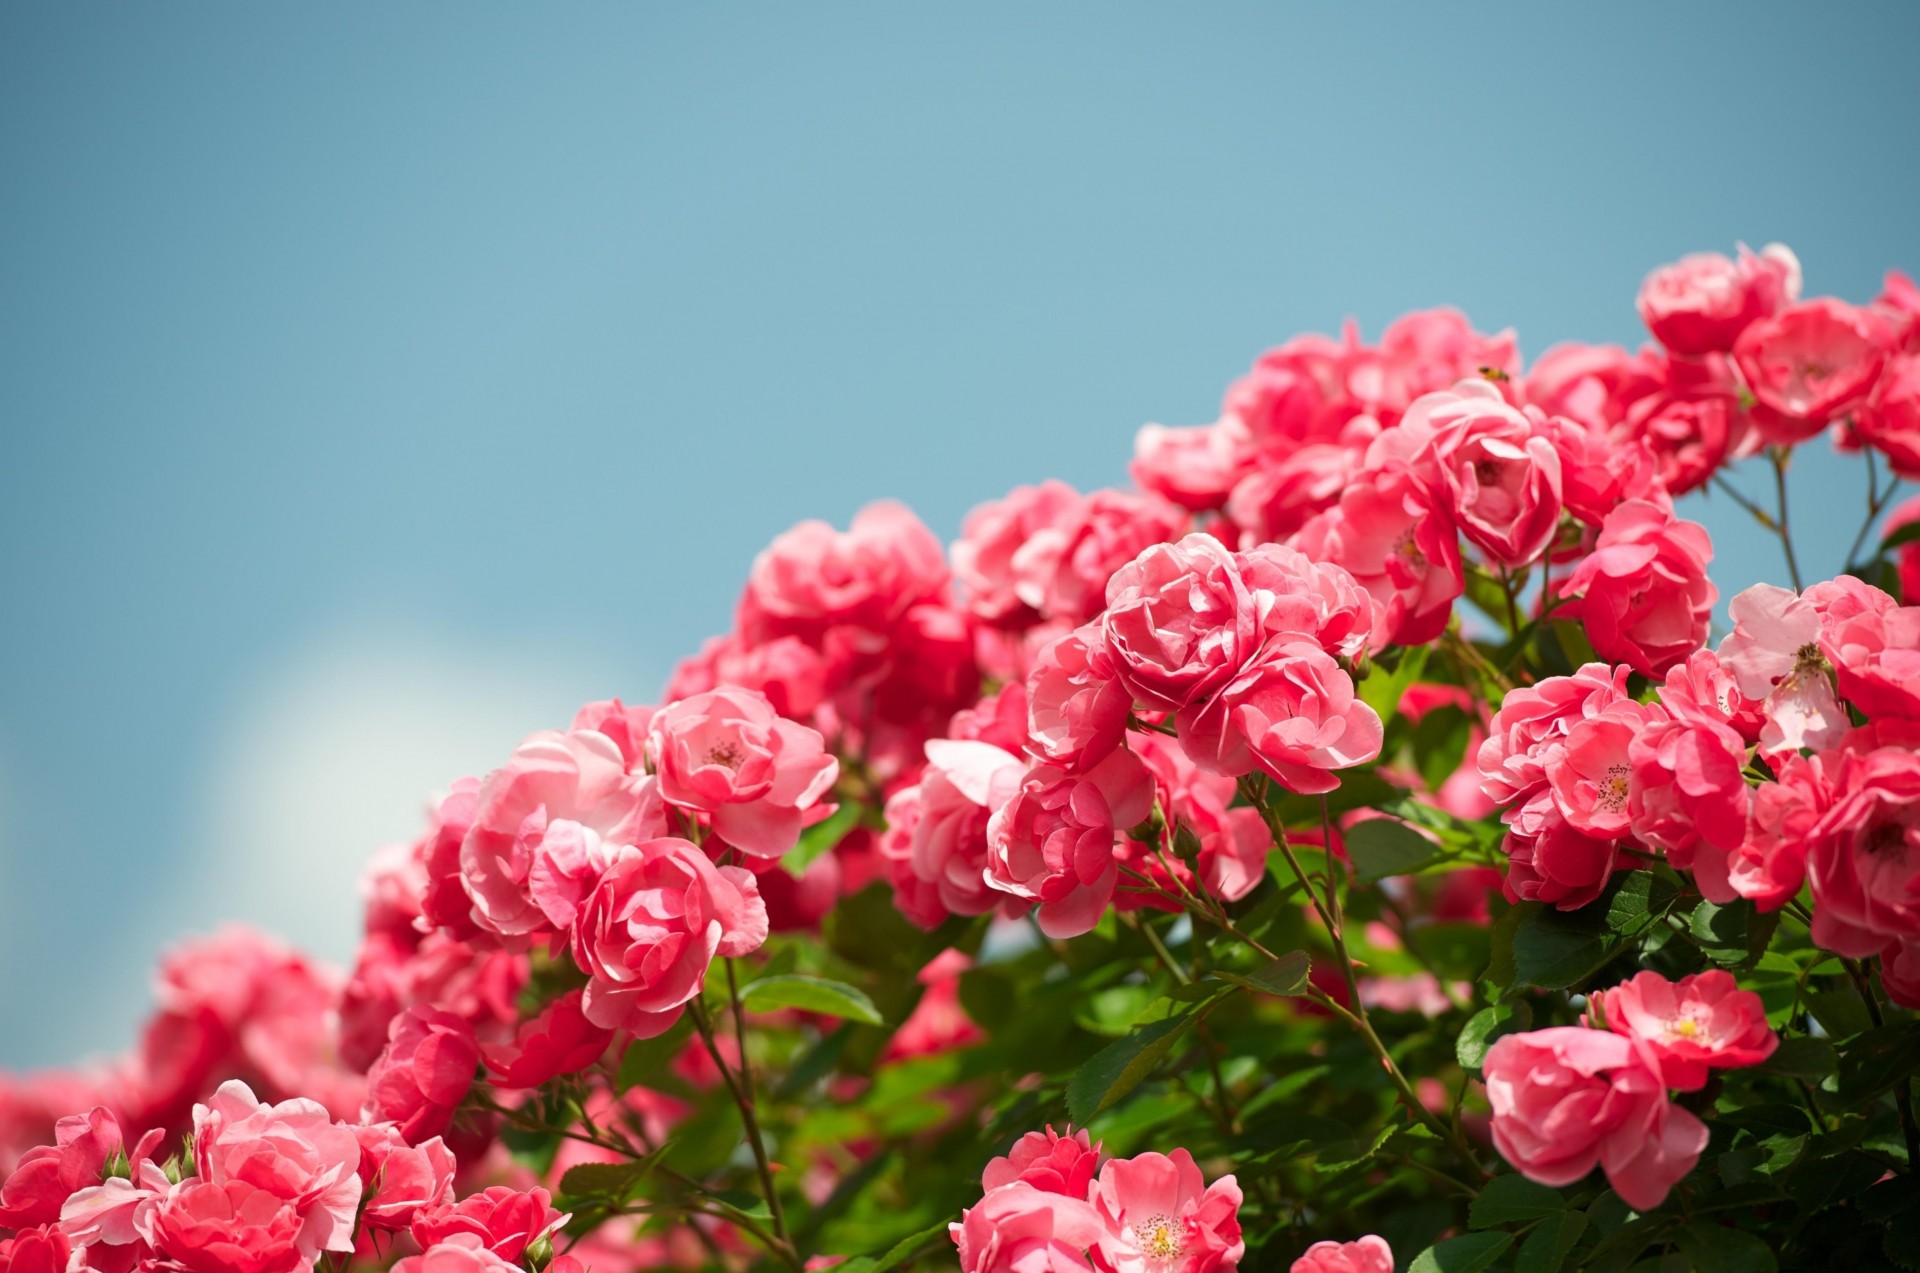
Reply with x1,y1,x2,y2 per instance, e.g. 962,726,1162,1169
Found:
1768,448,1805,591
688,998,801,1268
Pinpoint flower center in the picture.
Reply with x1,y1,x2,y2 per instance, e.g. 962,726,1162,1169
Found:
1597,764,1630,813
1670,1017,1701,1039
705,742,745,769
1473,458,1504,487
1132,1213,1185,1262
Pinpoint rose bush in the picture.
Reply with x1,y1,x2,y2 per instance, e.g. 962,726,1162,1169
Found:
5,245,1920,1272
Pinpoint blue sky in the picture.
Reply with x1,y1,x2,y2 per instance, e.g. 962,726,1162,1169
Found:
2,2,1915,1066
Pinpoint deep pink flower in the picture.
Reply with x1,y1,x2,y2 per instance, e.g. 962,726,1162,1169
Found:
1591,971,1777,1091
481,990,613,1089
982,1127,1102,1199
1131,425,1245,513
664,636,828,724
149,1180,305,1273
737,500,951,647
1735,298,1889,443
1289,467,1462,648
1483,1028,1708,1212
1090,1149,1244,1273
951,1182,1106,1273
411,1187,567,1264
985,750,1155,938
1694,750,1828,912
191,1081,361,1263
1885,494,1920,602
1716,584,1851,756
1523,342,1660,434
1825,604,1920,722
1547,698,1663,840
955,482,1087,625
1290,1236,1393,1273
1014,490,1188,627
1100,535,1255,714
1805,726,1920,958
1541,413,1661,530
1624,385,1735,496
1177,642,1383,794
0,1106,124,1229
1501,808,1623,912
647,686,839,858
351,1125,456,1232
1358,309,1519,424
1222,335,1346,449
1558,501,1715,678
363,1009,479,1145
1404,381,1564,567
1222,444,1356,546
1025,626,1131,772
391,1237,523,1273
1234,543,1376,662
460,728,662,939
0,1226,73,1273
1129,733,1271,905
1627,712,1749,869
1856,354,1920,480
1637,245,1798,356
1656,648,1762,743
900,739,1029,922
571,838,769,1034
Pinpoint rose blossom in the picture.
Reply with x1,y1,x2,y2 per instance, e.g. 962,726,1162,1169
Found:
190,1081,361,1263
0,1106,124,1229
1290,1236,1393,1273
351,1125,456,1232
1695,749,1828,911
1483,1027,1708,1212
1404,380,1564,567
1089,1149,1244,1273
646,687,838,858
1358,309,1519,424
737,500,950,647
1624,383,1735,496
1131,424,1244,513
1636,245,1798,356
1025,626,1131,772
982,1126,1102,1199
1734,298,1889,443
1222,444,1355,546
951,1182,1106,1273
1235,542,1376,661
1716,583,1851,755
1626,711,1749,870
411,1187,568,1263
985,750,1155,939
571,838,769,1034
1014,489,1188,626
1824,603,1920,723
391,1236,523,1273
1590,971,1777,1091
1656,648,1762,742
149,1180,306,1273
1546,698,1663,840
901,738,1029,922
1523,342,1659,433
1478,664,1632,808
1805,726,1920,958
954,481,1086,625
1290,467,1462,648
363,1008,479,1145
1129,732,1271,905
1177,642,1383,794
480,989,613,1089
1502,810,1623,911
1856,354,1920,479
1541,413,1661,530
1558,501,1715,678
1099,534,1255,713
0,1226,72,1273
664,636,827,723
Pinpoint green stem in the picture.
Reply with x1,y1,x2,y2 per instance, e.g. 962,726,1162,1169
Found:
689,997,800,1267
1768,448,1805,592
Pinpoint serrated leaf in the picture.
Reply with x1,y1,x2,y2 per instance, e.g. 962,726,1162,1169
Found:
1212,950,1311,997
708,1188,773,1222
1690,898,1778,969
1457,1002,1532,1070
739,974,884,1025
557,1158,655,1204
1409,1231,1513,1273
1515,1210,1587,1273
1065,1012,1198,1124
1347,818,1441,883
1757,1036,1837,1080
616,1013,695,1093
1470,1174,1566,1228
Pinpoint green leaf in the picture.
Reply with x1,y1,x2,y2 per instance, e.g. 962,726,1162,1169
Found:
1605,870,1678,934
1212,950,1311,997
1884,519,1920,552
1417,921,1493,981
1411,705,1474,792
1409,1231,1513,1273
707,1189,773,1223
738,974,884,1026
1347,818,1441,883
1457,1002,1532,1071
1836,1021,1920,1107
1690,898,1778,969
856,1220,957,1273
557,1158,655,1205
783,800,863,876
1470,1174,1566,1228
1515,1211,1587,1273
1360,644,1432,720
1066,1012,1199,1124
1805,988,1877,1040
1491,872,1675,992
1676,1223,1778,1273
1757,1036,1837,1080
615,1014,695,1093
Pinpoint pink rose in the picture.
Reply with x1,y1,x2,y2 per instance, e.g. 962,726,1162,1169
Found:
1131,424,1245,513
1290,1236,1393,1273
410,1186,567,1264
981,1126,1102,1199
1405,381,1564,567
364,1008,479,1145
1090,1149,1244,1273
1734,298,1889,443
1222,444,1355,546
149,1180,305,1273
0,1227,73,1273
1130,733,1271,905
1546,698,1662,840
1357,309,1518,424
1806,727,1920,957
1716,584,1851,756
1856,354,1920,480
1696,750,1828,911
1502,809,1623,911
902,739,1029,922
985,750,1155,939
571,838,769,1033
664,636,828,723
1624,385,1735,496
1825,604,1920,722
460,728,662,939
647,686,839,858
1026,626,1131,772
191,1081,361,1263
0,1106,124,1229
738,500,951,647
1016,490,1188,627
1885,494,1920,601
1656,649,1762,743
1100,534,1255,713
1177,642,1382,794
351,1125,456,1232
481,990,613,1089
955,481,1086,625
1558,501,1715,678
1523,342,1660,434
1627,712,1749,869
1591,971,1777,1091
1637,245,1799,356
1234,543,1376,662
1290,468,1462,648
951,1182,1106,1273
392,1237,523,1273
1541,414,1661,530
1483,1027,1708,1212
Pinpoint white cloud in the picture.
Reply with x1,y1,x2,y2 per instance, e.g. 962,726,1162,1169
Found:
182,623,647,966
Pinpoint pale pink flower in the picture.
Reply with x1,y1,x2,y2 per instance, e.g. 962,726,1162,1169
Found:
664,636,828,723
1234,543,1376,662
904,739,1030,922
1132,424,1245,513
1546,698,1663,840
648,686,839,858
1222,444,1355,546
1591,971,1777,1091
1656,649,1762,743
1716,584,1850,756
985,750,1155,938
1523,342,1660,433
1090,1149,1244,1273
